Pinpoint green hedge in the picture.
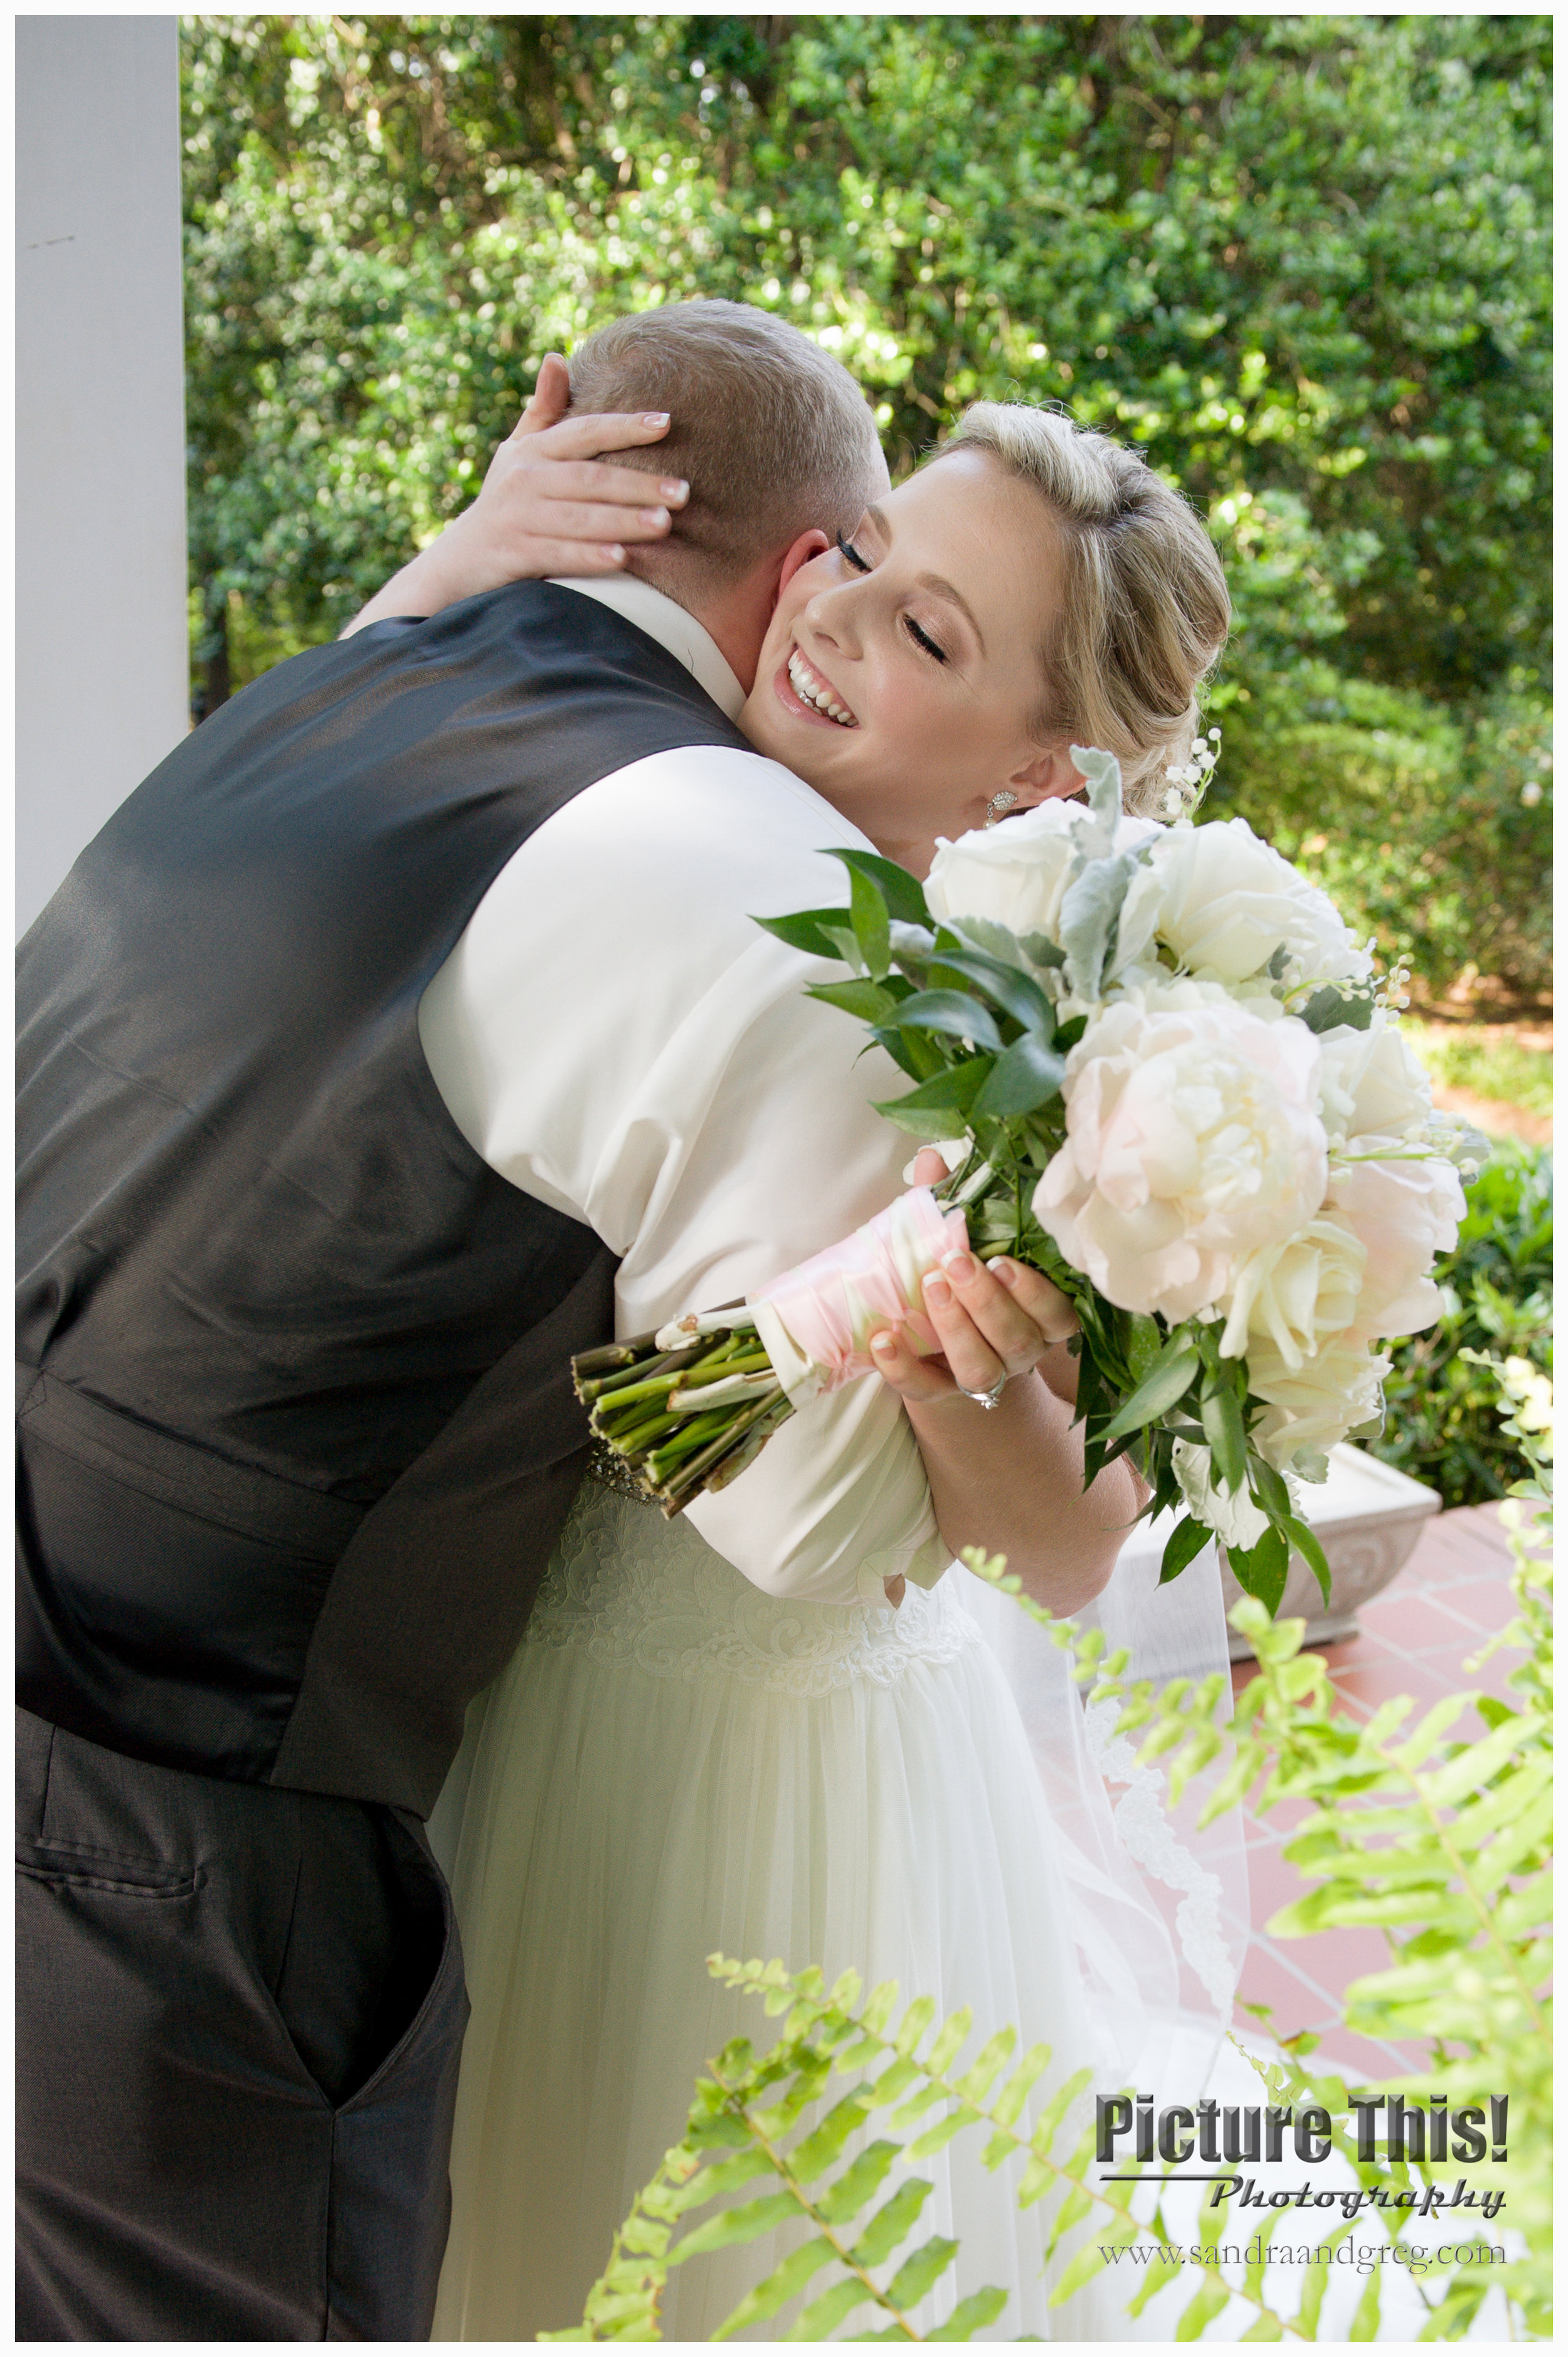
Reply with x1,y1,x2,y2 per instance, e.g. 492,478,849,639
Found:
1373,1141,1552,1505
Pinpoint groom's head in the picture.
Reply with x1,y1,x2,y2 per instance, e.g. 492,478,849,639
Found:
566,300,889,689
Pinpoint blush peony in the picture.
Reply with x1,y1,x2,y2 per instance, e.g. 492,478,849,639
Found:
1327,1144,1467,1342
1032,982,1330,1322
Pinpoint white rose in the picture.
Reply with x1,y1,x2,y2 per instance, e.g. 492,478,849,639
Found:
1250,1332,1392,1472
1032,982,1330,1322
1143,816,1371,987
1327,1143,1467,1341
925,800,1086,938
1172,1439,1278,1552
1316,1012,1434,1148
1217,1212,1367,1370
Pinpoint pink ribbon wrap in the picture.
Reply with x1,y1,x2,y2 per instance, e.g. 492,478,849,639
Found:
748,1187,971,1407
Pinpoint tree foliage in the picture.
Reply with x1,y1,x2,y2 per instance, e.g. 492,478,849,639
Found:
182,14,1551,996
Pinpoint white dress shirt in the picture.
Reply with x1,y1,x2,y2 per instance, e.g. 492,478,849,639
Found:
418,577,945,1608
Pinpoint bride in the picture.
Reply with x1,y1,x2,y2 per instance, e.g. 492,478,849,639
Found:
366,361,1233,2338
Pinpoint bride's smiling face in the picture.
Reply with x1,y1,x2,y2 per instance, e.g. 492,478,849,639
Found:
741,448,1082,870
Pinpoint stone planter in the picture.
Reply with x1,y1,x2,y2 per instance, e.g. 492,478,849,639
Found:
1112,1446,1443,1663
1219,1444,1443,1660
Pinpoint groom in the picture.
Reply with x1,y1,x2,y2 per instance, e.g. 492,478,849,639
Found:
16,300,898,2339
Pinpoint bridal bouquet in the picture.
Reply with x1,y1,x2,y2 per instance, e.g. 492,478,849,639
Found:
572,748,1484,1608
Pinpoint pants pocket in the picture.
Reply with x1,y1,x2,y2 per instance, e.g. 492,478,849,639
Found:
16,1839,199,1897
320,1832,469,2339
337,1813,463,2114
272,1798,453,2111
19,1710,201,1896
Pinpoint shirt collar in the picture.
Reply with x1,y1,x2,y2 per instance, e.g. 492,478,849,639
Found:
549,574,746,721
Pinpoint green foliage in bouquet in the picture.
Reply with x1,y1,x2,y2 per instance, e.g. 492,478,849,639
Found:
556,1370,1550,2341
755,770,1340,1619
1374,1143,1552,1505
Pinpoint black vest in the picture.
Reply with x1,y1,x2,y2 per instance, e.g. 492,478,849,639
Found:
17,582,752,1810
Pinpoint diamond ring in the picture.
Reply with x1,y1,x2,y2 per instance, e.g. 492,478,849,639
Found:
961,1374,1008,1411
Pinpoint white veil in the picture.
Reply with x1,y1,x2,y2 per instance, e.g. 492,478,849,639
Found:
956,1526,1247,2099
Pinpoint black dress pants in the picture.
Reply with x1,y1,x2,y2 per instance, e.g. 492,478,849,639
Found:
16,1708,469,2340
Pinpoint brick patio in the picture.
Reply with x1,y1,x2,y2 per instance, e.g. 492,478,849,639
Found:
1231,1503,1528,2084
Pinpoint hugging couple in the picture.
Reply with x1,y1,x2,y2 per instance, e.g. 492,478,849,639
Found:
18,299,1231,2341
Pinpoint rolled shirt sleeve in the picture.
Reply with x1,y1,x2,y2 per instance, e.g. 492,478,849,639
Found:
418,743,944,1607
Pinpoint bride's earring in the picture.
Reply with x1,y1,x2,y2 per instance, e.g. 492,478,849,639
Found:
984,790,1019,829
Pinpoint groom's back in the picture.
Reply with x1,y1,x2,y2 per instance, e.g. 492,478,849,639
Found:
17,583,748,1797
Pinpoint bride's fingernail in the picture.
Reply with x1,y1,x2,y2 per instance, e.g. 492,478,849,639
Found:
644,411,670,427
992,1258,1019,1286
923,1273,953,1308
644,506,669,528
605,544,627,563
871,1331,896,1357
660,478,689,503
941,1251,976,1284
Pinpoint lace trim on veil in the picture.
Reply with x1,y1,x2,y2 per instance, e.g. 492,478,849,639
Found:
958,1539,1246,2046
1084,1697,1237,2022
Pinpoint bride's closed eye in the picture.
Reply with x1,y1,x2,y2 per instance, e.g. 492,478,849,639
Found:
903,614,949,665
834,531,951,665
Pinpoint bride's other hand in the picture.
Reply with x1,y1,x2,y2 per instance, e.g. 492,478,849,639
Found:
866,1251,1076,1409
877,1150,1078,1409
341,352,689,635
869,1170,1140,1617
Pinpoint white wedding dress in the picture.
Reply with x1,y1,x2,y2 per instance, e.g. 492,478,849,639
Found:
427,1469,1241,2343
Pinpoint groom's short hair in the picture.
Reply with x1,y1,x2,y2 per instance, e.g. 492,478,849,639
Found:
567,300,887,585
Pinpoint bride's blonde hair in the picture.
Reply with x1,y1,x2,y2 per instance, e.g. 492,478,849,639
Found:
935,403,1230,817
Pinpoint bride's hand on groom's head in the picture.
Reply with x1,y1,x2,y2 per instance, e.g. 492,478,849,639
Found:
441,353,691,591
342,356,691,632
867,1248,1077,1413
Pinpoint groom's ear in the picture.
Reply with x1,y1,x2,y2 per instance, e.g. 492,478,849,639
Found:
510,351,572,440
770,529,832,609
1008,742,1086,807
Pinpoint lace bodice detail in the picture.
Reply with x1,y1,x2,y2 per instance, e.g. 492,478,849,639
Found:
526,1477,979,1697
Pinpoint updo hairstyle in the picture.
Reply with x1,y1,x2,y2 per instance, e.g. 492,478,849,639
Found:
935,403,1231,817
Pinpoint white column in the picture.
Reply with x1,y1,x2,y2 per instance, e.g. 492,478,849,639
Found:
16,14,189,935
